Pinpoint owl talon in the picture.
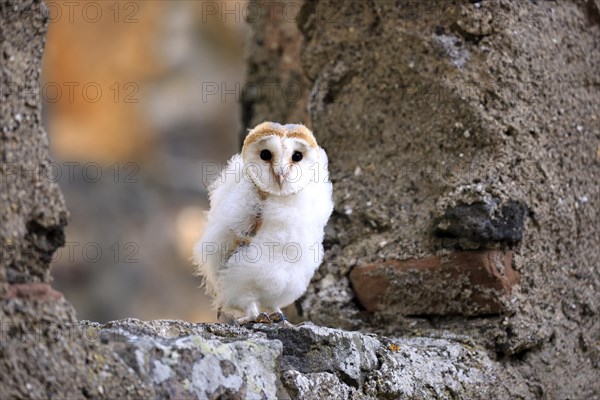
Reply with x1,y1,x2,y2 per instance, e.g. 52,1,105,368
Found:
254,312,271,324
268,311,286,323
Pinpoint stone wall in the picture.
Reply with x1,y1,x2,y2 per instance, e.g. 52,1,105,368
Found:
0,0,68,291
0,2,520,398
244,0,599,398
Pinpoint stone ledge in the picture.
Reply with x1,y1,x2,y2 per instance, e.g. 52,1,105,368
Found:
0,316,521,399
84,319,513,399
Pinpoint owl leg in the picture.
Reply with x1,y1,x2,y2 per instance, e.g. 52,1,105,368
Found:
234,302,259,325
235,302,272,325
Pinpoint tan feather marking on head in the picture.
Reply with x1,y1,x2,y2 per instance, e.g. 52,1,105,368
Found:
242,123,318,158
286,126,318,148
242,122,284,156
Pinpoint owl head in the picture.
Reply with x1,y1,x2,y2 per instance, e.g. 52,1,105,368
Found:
242,122,324,196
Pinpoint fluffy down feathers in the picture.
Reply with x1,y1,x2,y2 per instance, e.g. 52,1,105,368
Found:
193,123,333,320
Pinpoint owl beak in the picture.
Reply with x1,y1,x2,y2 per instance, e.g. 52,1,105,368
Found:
274,166,286,188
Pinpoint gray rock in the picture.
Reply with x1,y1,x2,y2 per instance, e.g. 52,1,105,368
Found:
69,319,515,399
433,199,528,246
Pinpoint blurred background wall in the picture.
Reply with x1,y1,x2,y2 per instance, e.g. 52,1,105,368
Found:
42,0,251,322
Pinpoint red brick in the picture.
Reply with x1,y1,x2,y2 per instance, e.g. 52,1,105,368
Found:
4,283,64,301
349,250,520,316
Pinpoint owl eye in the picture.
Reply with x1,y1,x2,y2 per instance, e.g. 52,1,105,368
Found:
292,151,303,162
260,149,272,161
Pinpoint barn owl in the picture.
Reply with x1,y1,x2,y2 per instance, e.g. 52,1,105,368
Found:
193,122,333,324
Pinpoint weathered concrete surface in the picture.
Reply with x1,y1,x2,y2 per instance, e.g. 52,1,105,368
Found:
1,317,526,399
242,0,312,137
0,0,68,291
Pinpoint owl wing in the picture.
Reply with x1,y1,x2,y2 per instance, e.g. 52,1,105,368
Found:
314,147,334,225
193,154,257,300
